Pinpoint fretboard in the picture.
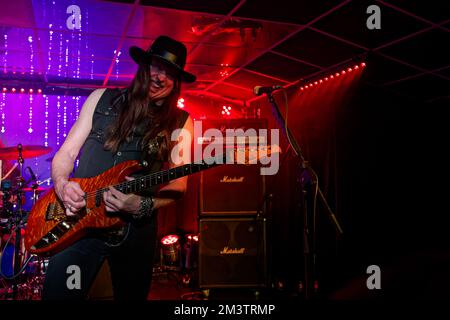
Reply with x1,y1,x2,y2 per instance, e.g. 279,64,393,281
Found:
108,161,219,195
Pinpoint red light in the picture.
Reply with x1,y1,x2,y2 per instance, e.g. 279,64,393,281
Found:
361,62,366,67
2,87,6,92
319,79,323,83
330,75,334,79
305,85,309,88
11,88,16,92
314,81,318,85
186,234,199,242
342,70,346,74
177,97,185,109
335,72,340,77
354,65,359,70
37,89,42,94
29,88,33,93
20,88,25,93
300,87,304,90
325,77,328,81
348,67,353,72
161,234,179,246
309,83,313,87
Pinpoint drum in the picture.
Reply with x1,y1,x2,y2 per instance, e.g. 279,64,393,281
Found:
0,242,14,277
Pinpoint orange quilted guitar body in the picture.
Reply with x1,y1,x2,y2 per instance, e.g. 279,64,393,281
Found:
25,160,142,256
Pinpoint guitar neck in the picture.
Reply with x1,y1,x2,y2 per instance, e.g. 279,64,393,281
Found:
110,160,219,195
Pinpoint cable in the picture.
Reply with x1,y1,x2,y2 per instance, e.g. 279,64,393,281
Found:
0,226,34,280
282,89,299,158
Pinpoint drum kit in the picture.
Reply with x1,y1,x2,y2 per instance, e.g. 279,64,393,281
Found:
0,143,52,300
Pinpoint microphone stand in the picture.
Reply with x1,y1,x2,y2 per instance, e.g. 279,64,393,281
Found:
264,91,343,300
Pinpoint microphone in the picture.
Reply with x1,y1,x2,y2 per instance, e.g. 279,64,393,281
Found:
27,166,38,182
253,85,282,96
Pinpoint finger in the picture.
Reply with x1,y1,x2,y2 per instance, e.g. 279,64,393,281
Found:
103,190,112,202
65,208,77,217
64,185,85,203
64,196,85,210
105,205,118,212
103,191,121,210
109,186,125,200
71,201,85,211
107,194,122,209
69,191,85,203
66,182,85,199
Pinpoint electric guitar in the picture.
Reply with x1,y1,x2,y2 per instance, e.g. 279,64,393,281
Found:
24,145,280,256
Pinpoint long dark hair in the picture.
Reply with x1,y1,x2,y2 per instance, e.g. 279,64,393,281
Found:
104,63,182,156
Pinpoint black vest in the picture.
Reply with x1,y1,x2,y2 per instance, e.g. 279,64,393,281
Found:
74,88,189,196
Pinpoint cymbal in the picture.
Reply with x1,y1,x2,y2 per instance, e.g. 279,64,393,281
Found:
20,187,49,192
0,145,52,160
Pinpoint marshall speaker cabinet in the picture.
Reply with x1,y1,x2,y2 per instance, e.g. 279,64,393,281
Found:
198,118,267,216
199,216,267,288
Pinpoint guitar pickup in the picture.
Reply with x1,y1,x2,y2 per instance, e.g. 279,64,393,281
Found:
95,190,102,207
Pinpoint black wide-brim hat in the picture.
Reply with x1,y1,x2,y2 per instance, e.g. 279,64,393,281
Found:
129,35,196,83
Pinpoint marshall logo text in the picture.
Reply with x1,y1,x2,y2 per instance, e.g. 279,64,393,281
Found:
220,176,245,183
220,246,246,254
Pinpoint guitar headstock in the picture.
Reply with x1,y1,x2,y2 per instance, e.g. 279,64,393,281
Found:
227,144,282,165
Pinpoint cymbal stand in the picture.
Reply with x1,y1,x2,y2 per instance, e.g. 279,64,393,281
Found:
11,144,26,299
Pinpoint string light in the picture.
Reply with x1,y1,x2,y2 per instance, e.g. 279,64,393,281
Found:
48,24,53,72
56,96,61,146
58,30,63,77
299,62,366,93
28,94,33,134
114,50,121,79
3,34,8,73
65,39,69,77
1,91,5,134
90,54,95,79
44,95,49,147
63,95,67,138
28,35,34,75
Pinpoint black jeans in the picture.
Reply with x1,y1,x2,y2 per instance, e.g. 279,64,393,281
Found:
42,217,158,300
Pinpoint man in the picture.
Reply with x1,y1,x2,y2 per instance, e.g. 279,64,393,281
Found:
42,35,195,300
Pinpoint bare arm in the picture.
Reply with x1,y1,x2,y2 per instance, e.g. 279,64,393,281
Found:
52,88,106,214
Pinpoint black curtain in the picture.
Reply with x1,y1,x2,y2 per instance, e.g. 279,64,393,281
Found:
251,57,449,298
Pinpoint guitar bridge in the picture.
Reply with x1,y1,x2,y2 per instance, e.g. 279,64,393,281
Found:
45,202,65,221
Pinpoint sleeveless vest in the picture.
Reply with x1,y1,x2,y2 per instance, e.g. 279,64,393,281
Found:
74,88,189,197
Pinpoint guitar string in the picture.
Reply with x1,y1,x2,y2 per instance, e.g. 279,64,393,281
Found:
51,148,267,215
51,162,214,216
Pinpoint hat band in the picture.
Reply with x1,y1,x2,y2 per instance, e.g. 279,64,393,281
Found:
158,50,178,65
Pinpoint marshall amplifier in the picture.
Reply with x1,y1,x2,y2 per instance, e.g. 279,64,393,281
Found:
199,216,267,288
197,118,267,216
